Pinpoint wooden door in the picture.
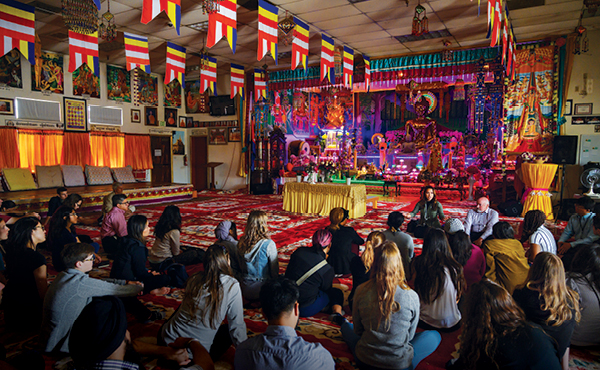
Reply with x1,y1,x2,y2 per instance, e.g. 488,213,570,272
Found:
151,135,172,184
191,136,208,191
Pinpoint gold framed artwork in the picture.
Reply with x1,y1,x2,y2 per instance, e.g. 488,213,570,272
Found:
63,97,87,132
0,98,14,115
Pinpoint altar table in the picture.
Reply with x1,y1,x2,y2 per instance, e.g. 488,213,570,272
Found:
282,182,367,219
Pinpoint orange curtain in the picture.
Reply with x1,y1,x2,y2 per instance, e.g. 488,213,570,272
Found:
62,132,91,167
90,132,124,167
18,129,63,171
0,127,20,168
124,134,153,170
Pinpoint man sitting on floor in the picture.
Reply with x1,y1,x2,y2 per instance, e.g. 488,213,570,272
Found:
558,196,599,269
47,187,67,219
0,200,41,224
41,242,143,353
99,182,135,225
464,196,499,246
234,277,335,370
101,194,129,257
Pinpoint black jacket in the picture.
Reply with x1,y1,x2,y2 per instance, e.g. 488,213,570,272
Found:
285,247,334,307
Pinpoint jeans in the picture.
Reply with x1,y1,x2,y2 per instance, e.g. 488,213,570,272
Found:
299,288,345,317
341,321,441,370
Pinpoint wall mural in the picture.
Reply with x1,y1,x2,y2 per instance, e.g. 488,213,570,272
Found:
31,51,63,94
164,79,182,108
106,65,131,102
0,49,22,88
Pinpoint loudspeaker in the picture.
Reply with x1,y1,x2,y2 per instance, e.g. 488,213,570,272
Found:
498,201,523,217
552,136,578,165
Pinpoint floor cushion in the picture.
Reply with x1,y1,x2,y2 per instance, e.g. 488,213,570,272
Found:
62,165,86,187
36,165,64,189
111,166,137,184
85,165,113,185
2,168,38,191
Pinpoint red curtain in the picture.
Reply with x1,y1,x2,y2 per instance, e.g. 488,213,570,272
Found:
18,129,63,171
62,132,91,167
0,127,20,168
124,134,153,170
90,132,124,167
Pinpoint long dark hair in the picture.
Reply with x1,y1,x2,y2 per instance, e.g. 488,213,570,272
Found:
460,279,526,370
63,194,83,209
154,205,182,241
420,185,437,205
569,244,600,293
448,231,473,266
49,206,75,246
413,228,465,304
185,245,233,328
521,210,546,243
127,215,148,244
492,222,515,240
5,217,40,256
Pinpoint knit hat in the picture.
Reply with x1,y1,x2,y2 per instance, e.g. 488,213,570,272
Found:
312,229,333,248
215,220,236,242
444,218,465,235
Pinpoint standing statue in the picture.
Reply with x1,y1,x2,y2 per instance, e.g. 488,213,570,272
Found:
426,137,443,173
405,95,437,150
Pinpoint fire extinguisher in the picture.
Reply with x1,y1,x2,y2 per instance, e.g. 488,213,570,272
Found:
183,154,188,166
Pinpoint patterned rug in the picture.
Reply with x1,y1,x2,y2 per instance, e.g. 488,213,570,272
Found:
1,190,596,370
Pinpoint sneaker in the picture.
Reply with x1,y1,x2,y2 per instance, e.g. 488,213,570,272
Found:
330,313,346,326
145,310,166,323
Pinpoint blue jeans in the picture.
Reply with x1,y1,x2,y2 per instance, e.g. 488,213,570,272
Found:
299,290,330,317
341,321,441,370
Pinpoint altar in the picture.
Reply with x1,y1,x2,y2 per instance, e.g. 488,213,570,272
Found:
282,182,367,218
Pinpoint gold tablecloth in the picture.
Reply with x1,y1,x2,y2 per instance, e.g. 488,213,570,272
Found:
521,162,557,220
282,182,367,218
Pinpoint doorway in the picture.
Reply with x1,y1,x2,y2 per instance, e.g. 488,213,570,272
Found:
151,135,172,184
191,136,208,191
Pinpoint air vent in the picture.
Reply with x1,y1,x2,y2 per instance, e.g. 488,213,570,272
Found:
238,0,258,11
89,105,123,126
99,41,124,52
507,0,544,11
394,29,452,43
348,0,369,3
49,32,69,40
15,98,61,122
31,1,62,15
277,51,292,60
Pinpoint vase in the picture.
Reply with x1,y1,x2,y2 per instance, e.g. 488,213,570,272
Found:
346,177,352,186
310,173,317,184
296,175,302,183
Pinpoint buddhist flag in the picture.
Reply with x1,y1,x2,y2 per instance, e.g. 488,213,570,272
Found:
292,17,309,70
254,69,266,101
231,63,244,99
200,55,217,95
364,55,370,91
490,0,502,47
343,46,354,87
257,0,278,64
207,0,237,53
124,32,150,73
0,0,36,65
68,30,99,76
320,33,335,84
165,42,186,88
501,20,508,65
141,0,181,35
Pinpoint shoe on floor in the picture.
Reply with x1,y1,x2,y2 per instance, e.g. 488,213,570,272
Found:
330,313,346,326
145,310,166,323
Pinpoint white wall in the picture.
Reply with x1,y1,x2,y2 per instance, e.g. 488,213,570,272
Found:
0,53,245,190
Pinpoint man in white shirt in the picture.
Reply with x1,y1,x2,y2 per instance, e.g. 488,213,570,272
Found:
464,197,499,247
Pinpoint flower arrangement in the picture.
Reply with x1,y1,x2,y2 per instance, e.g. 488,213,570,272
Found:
477,152,494,169
521,152,535,162
305,161,317,174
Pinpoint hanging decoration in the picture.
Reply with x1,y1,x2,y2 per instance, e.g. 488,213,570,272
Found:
124,32,150,73
201,0,223,14
68,30,99,76
278,11,295,46
363,55,371,91
0,0,36,65
472,57,486,134
141,0,181,36
98,0,117,42
206,0,237,53
200,55,217,94
343,46,354,87
291,17,309,70
230,63,244,99
165,42,186,88
62,0,100,35
453,79,465,101
411,2,428,36
441,40,453,62
490,0,502,47
257,0,278,64
254,69,266,101
320,34,335,84
573,11,589,55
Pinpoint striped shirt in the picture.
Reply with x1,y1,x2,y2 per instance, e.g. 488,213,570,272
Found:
529,225,557,254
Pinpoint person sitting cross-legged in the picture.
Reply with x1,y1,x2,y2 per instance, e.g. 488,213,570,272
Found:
47,187,67,221
483,222,529,294
235,276,335,370
464,196,499,247
558,196,599,270
101,194,129,257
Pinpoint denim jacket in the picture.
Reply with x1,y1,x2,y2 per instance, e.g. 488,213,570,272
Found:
244,239,278,281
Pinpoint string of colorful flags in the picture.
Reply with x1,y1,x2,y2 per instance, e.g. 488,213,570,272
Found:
487,0,517,79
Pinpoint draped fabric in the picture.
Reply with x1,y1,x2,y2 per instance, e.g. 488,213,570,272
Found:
62,132,91,167
124,134,153,170
521,163,557,220
18,129,63,171
557,34,576,133
90,132,124,168
282,182,367,218
0,127,20,169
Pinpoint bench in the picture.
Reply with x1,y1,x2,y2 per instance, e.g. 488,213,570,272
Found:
367,195,380,209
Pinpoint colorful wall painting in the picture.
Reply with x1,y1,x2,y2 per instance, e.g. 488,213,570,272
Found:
173,131,185,154
164,79,182,108
0,49,22,88
107,65,131,102
137,71,158,106
72,64,100,98
184,80,202,113
64,97,87,132
31,51,63,93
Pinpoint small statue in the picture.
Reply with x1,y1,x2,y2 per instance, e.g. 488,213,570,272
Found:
426,137,443,173
325,96,345,129
405,96,437,150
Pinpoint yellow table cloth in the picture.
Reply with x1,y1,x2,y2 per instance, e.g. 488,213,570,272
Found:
283,182,367,219
521,162,557,220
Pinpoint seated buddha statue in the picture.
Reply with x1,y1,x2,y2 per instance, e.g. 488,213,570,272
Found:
405,96,437,151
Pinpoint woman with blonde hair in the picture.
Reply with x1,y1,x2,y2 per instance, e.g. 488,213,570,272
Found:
513,253,580,370
348,231,386,310
337,241,441,370
238,210,279,300
326,207,364,275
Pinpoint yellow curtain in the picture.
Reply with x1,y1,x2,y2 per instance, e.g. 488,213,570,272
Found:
18,129,63,171
90,132,124,167
0,127,20,168
124,134,153,170
62,132,91,167
521,162,558,220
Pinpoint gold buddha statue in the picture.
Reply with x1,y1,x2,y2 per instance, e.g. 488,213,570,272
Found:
405,96,437,150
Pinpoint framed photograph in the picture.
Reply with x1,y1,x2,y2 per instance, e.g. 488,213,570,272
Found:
145,106,158,126
595,124,600,133
228,127,241,142
564,99,572,116
209,127,228,145
179,116,187,128
165,107,177,127
63,97,87,132
172,131,185,155
131,109,141,123
193,121,200,128
0,98,14,115
574,103,593,115
186,117,193,128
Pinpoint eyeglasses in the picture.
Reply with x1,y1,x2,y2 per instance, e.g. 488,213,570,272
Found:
83,255,95,262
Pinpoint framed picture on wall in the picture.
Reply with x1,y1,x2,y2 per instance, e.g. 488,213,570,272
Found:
179,116,187,128
564,100,572,116
64,97,87,132
0,98,14,115
165,107,177,127
131,109,141,123
186,117,193,128
228,127,241,142
145,106,158,126
209,128,228,145
574,103,593,115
